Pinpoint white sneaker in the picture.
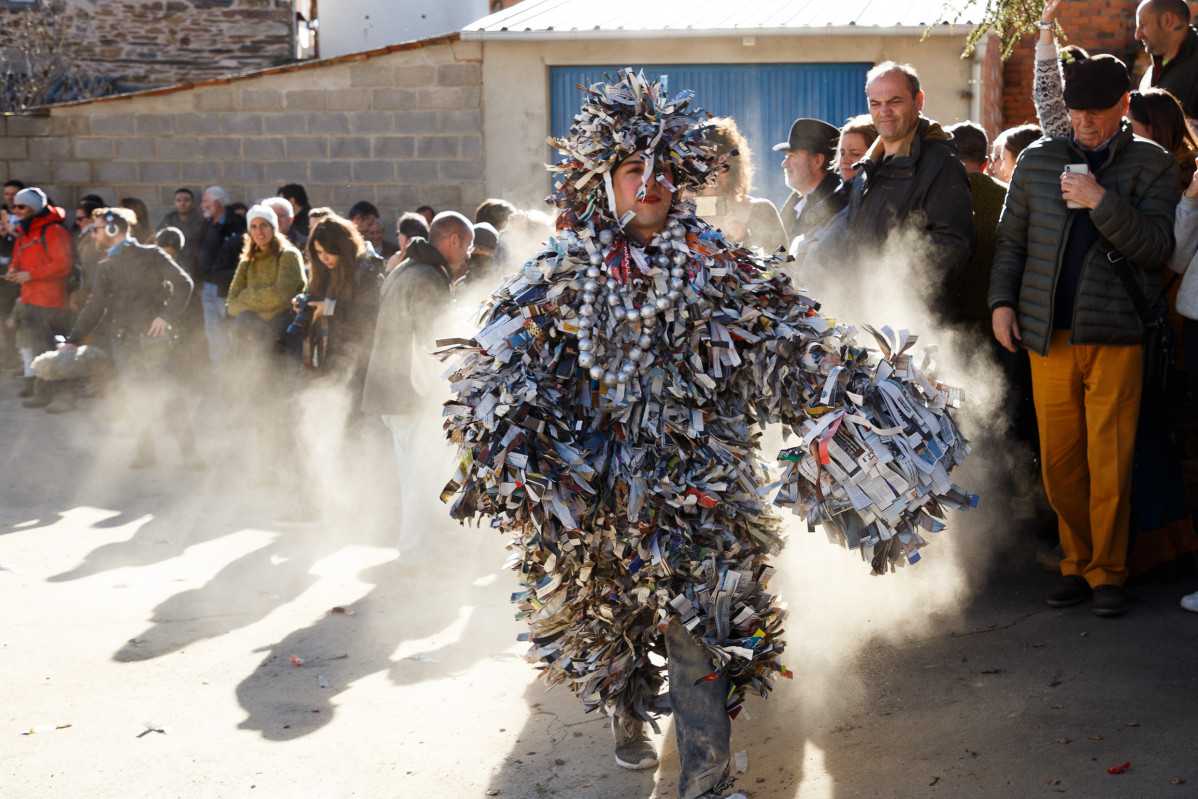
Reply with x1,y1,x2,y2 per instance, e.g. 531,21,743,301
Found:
1181,590,1198,613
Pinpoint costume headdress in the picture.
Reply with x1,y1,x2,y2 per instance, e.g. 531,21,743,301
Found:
546,69,727,228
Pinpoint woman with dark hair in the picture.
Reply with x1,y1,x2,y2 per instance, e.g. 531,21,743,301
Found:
689,116,787,252
1129,88,1198,188
302,214,383,382
119,197,154,243
226,204,305,485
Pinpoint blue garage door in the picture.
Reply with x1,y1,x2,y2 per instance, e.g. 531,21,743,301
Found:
550,63,872,209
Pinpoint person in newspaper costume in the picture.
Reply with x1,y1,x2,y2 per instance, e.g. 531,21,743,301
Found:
438,71,974,799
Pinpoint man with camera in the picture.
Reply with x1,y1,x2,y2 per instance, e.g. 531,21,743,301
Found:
63,207,203,470
362,211,472,564
989,54,1180,617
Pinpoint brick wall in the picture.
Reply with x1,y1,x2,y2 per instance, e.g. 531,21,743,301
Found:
1,0,294,90
999,1,1198,129
0,36,484,227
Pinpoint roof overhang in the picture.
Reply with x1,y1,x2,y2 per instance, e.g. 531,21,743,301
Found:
462,24,975,42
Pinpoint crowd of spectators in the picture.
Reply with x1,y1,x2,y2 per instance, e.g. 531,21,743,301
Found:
2,0,1197,615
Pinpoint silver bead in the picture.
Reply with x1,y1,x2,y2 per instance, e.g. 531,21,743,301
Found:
589,364,603,380
669,277,684,289
603,370,618,387
655,296,671,311
668,289,681,301
605,293,620,307
640,305,657,320
659,228,672,241
605,278,617,292
589,251,603,265
578,337,593,352
578,316,593,330
637,333,652,349
626,347,642,362
670,266,685,279
583,279,597,293
671,251,688,267
616,370,630,384
598,229,614,245
612,306,627,321
655,253,670,268
642,315,657,328
587,266,600,278
579,303,594,317
578,351,594,368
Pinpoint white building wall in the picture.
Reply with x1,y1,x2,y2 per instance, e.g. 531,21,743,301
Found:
318,0,491,58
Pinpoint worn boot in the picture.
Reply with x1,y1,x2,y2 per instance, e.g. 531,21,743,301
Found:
44,384,77,414
21,379,52,409
17,377,35,398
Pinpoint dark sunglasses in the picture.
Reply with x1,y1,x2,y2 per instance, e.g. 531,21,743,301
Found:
12,204,27,210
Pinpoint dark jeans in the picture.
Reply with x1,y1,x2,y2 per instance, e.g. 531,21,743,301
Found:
110,334,197,456
666,619,732,799
22,303,72,357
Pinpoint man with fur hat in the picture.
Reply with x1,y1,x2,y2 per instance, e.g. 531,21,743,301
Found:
5,186,75,412
62,207,203,469
438,70,973,799
990,54,1180,617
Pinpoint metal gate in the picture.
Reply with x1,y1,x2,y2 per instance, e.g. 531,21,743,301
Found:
550,62,872,208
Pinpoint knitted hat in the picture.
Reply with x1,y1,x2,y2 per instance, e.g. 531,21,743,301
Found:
14,187,47,213
246,204,279,230
1062,54,1130,110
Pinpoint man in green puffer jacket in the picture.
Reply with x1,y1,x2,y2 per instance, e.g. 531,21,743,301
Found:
989,54,1180,618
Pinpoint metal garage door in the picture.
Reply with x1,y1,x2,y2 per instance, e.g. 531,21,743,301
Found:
550,63,873,209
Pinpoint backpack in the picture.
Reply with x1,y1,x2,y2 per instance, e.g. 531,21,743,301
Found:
15,219,82,292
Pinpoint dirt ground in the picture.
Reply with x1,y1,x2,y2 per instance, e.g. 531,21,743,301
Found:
3,374,1198,799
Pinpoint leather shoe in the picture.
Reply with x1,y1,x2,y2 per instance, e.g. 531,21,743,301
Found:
1047,574,1090,608
1092,584,1127,617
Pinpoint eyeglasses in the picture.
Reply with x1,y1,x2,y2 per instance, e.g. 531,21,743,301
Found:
11,204,27,210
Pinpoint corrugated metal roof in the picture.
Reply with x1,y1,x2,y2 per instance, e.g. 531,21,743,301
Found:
464,0,984,37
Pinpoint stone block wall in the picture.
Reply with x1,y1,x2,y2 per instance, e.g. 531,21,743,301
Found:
0,36,485,229
0,0,295,90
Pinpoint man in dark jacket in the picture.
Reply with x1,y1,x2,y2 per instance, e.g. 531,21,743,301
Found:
195,185,246,371
805,63,976,313
774,118,844,251
64,207,203,469
6,187,75,412
1135,0,1198,119
989,55,1179,617
362,211,472,565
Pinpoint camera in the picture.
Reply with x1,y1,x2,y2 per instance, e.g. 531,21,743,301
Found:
286,293,315,338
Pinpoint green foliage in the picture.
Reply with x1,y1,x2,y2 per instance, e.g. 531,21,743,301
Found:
929,0,1065,60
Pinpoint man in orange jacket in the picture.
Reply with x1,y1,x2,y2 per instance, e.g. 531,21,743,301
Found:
6,187,74,412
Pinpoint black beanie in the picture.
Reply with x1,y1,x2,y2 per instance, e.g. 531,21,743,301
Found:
1062,55,1131,111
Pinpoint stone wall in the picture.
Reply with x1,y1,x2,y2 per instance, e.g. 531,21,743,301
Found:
0,35,485,228
0,0,294,90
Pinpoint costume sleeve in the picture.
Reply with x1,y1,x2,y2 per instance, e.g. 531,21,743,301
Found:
1090,150,1179,271
157,248,193,322
1034,41,1072,139
66,262,111,344
989,159,1031,309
